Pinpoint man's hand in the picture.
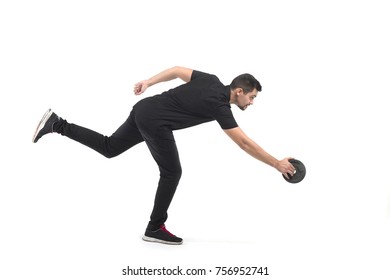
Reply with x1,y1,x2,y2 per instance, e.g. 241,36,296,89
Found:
134,80,148,95
275,158,296,179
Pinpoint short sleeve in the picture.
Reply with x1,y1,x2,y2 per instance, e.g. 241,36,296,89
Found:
213,105,238,129
191,70,211,81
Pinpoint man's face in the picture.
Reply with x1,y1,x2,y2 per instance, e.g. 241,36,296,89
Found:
237,88,258,111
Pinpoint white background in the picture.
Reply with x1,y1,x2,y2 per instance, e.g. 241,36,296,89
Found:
1,0,389,279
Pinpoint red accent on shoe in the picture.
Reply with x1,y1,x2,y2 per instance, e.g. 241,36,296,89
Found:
160,224,176,237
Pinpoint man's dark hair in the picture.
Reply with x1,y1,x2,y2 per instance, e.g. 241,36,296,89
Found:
230,74,262,93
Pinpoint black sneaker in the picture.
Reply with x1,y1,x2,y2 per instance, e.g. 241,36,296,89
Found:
32,109,60,143
142,224,183,245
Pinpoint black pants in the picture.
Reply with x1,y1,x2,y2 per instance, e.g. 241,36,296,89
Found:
56,110,182,230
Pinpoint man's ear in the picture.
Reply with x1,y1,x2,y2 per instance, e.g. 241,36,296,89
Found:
235,88,243,96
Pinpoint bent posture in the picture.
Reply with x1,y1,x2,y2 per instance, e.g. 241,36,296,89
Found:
33,66,295,245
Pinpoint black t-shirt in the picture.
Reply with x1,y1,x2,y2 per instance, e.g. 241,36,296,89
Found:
134,70,238,132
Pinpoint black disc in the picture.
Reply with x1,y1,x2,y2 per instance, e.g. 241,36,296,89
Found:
283,159,306,183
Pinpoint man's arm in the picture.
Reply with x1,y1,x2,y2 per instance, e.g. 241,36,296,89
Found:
134,66,193,95
224,127,295,177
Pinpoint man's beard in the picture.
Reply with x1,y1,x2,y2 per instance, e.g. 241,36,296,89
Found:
239,104,248,111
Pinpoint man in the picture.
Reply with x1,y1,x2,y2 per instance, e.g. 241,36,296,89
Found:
32,66,295,245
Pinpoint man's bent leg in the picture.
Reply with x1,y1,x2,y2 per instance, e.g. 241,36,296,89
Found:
56,111,144,158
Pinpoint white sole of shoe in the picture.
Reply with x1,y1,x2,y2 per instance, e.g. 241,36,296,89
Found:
142,235,183,245
32,108,53,143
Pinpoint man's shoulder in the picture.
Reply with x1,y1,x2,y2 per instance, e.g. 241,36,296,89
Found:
191,70,220,82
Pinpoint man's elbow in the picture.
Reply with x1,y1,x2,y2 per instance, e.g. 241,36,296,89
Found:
236,139,250,151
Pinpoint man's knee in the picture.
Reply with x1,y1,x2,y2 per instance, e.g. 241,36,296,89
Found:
173,167,182,181
161,165,182,182
100,136,125,158
103,152,116,159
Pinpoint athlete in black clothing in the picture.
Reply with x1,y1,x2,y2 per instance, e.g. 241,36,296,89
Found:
32,66,296,245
